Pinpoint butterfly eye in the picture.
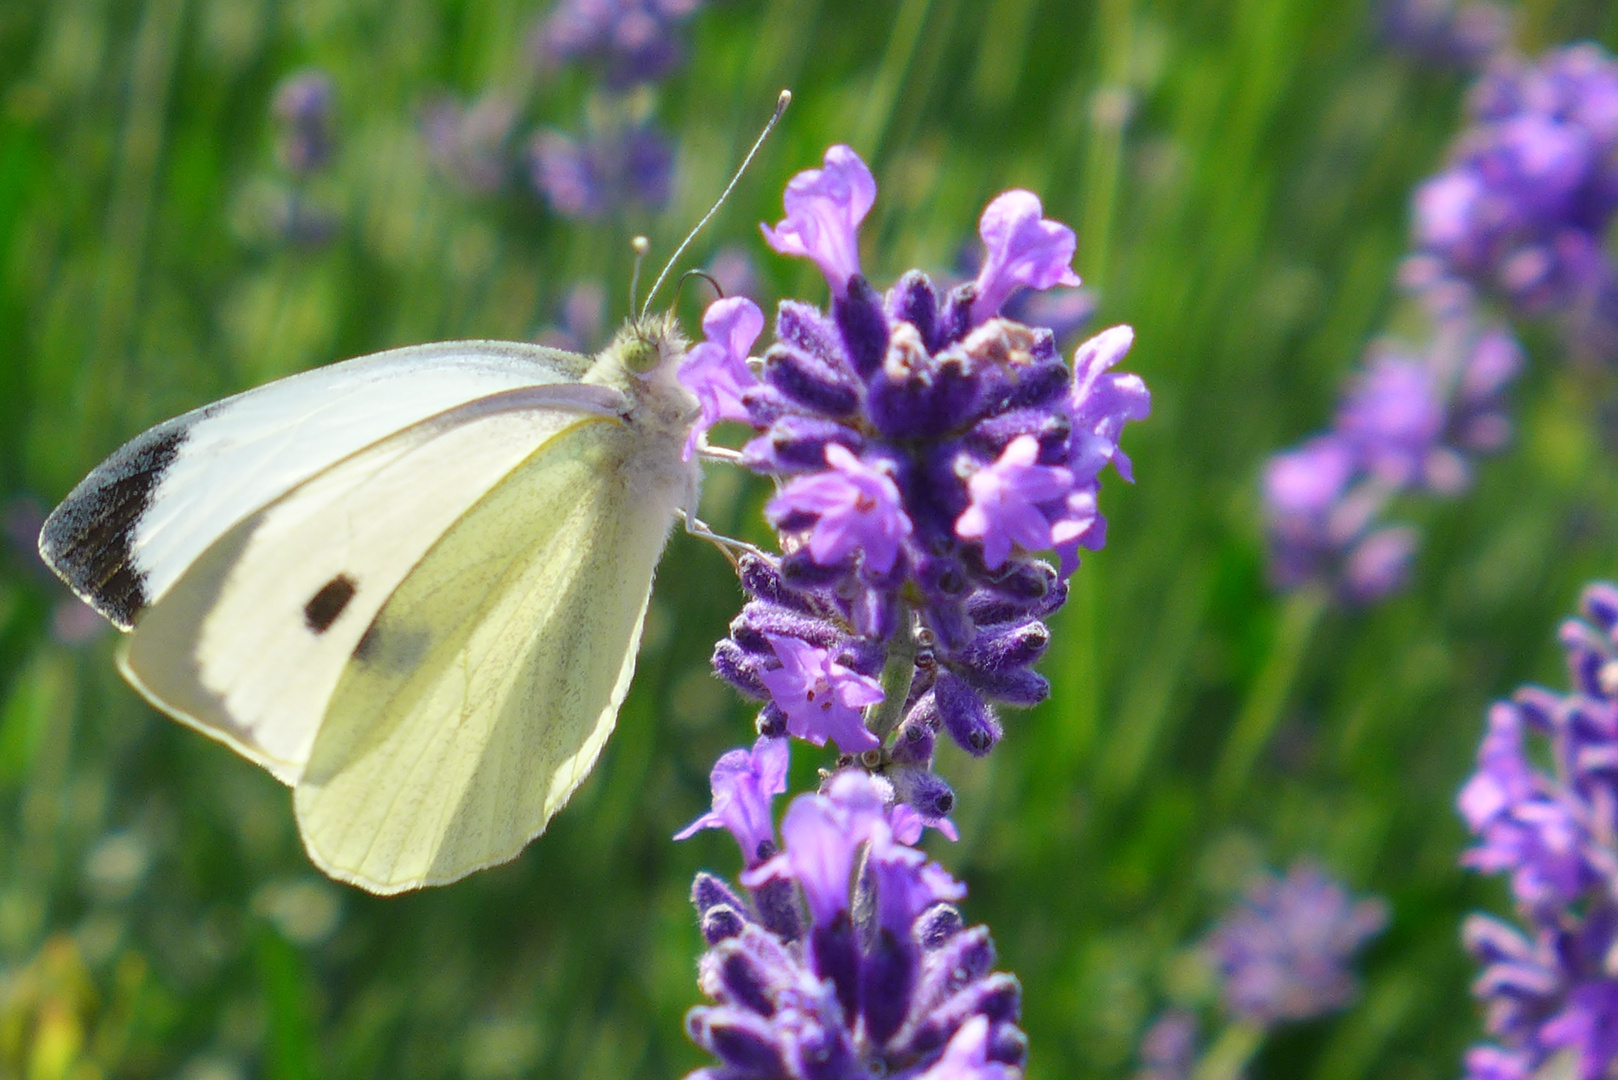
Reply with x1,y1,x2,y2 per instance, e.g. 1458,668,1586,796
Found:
622,337,661,374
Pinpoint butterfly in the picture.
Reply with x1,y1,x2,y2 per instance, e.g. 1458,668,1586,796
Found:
38,320,706,894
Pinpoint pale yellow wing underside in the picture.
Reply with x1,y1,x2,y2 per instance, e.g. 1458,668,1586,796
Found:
117,403,599,784
292,416,679,893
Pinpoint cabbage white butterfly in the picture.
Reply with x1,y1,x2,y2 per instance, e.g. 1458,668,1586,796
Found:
38,93,789,895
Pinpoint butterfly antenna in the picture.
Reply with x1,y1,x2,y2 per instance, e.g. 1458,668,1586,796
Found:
674,268,725,309
639,89,792,322
629,235,652,316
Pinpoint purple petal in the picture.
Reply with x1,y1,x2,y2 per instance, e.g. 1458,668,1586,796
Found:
760,145,876,298
970,190,1083,324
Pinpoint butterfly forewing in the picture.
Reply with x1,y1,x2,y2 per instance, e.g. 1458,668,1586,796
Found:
41,341,595,629
292,415,685,893
117,386,621,784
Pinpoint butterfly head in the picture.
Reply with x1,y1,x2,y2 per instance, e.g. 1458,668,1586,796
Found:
612,310,688,380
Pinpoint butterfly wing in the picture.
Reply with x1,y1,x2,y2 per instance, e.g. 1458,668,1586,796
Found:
40,340,593,629
117,385,623,784
291,414,687,893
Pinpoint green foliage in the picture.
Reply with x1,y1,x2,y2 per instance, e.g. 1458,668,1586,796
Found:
2,0,1617,1077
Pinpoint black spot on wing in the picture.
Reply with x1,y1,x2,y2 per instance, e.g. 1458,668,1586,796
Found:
304,574,357,633
38,423,189,630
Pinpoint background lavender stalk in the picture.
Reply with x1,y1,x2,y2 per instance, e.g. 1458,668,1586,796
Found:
1408,44,1618,361
1131,865,1387,1080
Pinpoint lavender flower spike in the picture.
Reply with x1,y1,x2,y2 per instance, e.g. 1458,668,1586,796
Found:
1458,583,1618,1080
679,296,764,460
970,190,1083,325
761,145,876,297
685,773,1026,1080
676,736,790,866
1204,861,1388,1026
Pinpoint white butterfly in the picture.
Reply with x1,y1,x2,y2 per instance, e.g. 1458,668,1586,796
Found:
39,321,704,894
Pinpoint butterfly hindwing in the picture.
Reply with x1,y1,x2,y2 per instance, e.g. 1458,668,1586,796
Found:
117,385,621,784
292,415,685,893
40,341,594,630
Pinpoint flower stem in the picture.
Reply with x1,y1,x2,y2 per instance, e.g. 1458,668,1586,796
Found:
865,610,918,746
1212,584,1328,808
1191,1021,1266,1080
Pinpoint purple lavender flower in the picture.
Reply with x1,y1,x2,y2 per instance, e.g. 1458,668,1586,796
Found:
758,635,884,753
1132,1011,1198,1080
272,70,336,176
767,445,913,575
530,0,700,87
680,296,765,460
681,772,1026,1080
1408,44,1618,355
536,281,609,354
1458,584,1618,1080
1262,296,1522,603
676,736,790,867
421,93,519,194
955,436,1073,570
967,190,1083,326
1204,862,1387,1026
1379,0,1514,68
527,121,673,218
710,246,764,304
760,145,876,298
708,144,1146,802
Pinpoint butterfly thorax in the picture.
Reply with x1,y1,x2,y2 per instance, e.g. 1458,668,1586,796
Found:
586,313,702,512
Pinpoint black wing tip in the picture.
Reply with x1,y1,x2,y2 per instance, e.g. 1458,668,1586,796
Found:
38,424,191,631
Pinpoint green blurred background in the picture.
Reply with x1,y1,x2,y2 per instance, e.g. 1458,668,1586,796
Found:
4,0,1618,1077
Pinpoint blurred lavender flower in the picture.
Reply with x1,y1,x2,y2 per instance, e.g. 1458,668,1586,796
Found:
530,0,701,88
710,245,763,302
1204,862,1388,1026
527,121,673,218
1263,294,1522,603
261,70,340,247
272,70,335,176
421,94,519,194
536,281,609,354
686,144,1147,809
1379,0,1514,68
679,770,1023,1080
1457,583,1618,1080
1132,1011,1198,1080
1408,44,1618,358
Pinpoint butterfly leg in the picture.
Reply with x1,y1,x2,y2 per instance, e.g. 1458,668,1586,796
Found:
681,510,763,570
696,445,746,465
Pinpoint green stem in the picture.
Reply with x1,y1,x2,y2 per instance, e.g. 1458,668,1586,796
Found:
1191,1021,1266,1080
865,611,919,747
1212,584,1328,808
